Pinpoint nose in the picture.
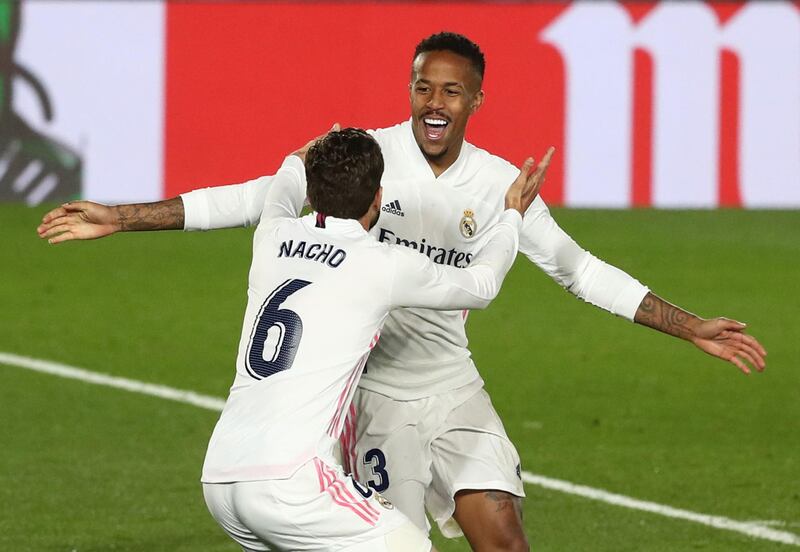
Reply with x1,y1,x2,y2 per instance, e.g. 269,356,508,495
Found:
426,88,444,110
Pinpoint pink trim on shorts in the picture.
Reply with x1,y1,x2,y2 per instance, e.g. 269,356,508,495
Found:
314,458,379,526
313,458,327,492
340,402,359,481
322,463,380,524
369,329,381,349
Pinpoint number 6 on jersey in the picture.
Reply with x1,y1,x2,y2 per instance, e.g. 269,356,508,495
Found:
245,279,311,380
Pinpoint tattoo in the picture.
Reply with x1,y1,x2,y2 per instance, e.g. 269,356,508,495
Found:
116,197,185,232
485,491,523,519
634,292,699,340
485,491,512,513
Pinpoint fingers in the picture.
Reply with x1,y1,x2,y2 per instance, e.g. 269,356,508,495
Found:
39,215,89,243
728,354,751,375
529,146,555,182
319,123,340,140
713,331,764,374
38,213,81,238
296,123,342,159
510,158,535,196
39,221,74,241
732,345,762,373
38,215,69,237
536,146,555,174
741,332,767,357
519,157,535,180
715,320,767,372
524,146,556,199
47,230,76,245
40,206,67,225
37,218,78,243
507,147,555,214
37,211,112,243
40,201,91,227
728,332,766,371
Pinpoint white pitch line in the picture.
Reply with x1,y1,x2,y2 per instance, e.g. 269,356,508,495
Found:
521,473,800,546
2,351,798,547
0,351,225,412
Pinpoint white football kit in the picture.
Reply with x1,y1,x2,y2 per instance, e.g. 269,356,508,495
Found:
199,154,523,551
183,121,650,536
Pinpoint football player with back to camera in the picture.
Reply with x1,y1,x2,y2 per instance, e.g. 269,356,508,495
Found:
112,127,539,551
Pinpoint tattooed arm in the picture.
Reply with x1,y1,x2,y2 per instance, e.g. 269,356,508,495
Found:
36,126,340,244
37,198,185,244
634,292,767,374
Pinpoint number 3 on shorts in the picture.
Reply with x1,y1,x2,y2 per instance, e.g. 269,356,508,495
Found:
363,448,390,492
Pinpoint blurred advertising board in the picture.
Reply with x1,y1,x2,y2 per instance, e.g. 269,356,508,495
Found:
7,1,799,207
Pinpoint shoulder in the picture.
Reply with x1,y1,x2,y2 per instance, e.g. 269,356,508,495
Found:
467,142,518,176
368,121,409,150
262,213,302,234
457,142,519,196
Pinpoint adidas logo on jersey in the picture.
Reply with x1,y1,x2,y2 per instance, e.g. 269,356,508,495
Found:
381,200,405,217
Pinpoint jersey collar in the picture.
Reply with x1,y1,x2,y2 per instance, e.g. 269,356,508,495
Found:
301,212,367,237
400,119,470,183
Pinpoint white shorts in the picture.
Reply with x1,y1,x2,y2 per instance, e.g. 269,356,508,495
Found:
202,458,431,552
341,382,525,538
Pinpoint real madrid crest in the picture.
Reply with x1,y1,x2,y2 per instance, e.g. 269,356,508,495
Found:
459,209,477,238
375,494,394,510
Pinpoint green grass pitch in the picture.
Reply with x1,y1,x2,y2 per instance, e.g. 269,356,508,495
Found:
1,204,798,551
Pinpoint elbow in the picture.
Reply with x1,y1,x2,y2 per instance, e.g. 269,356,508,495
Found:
476,279,501,309
563,252,598,298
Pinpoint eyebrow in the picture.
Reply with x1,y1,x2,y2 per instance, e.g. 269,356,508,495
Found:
415,78,464,88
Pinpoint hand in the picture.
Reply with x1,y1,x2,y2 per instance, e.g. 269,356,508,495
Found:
504,146,555,215
37,201,120,244
690,318,767,375
292,123,341,162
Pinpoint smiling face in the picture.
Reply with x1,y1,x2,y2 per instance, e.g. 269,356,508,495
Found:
409,50,484,176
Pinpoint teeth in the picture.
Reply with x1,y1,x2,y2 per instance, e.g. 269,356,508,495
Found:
424,118,447,126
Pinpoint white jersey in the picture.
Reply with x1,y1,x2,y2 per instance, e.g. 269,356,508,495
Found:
183,121,649,400
200,155,521,483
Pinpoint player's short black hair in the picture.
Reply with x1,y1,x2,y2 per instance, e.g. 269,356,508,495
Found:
305,128,384,220
413,31,485,81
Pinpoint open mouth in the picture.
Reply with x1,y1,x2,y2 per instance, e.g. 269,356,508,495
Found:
423,117,449,141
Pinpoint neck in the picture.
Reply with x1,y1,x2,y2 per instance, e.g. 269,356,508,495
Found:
424,141,463,178
427,158,449,178
357,214,371,231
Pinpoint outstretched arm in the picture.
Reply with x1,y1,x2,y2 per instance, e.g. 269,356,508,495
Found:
36,125,339,244
515,155,767,375
37,198,185,244
633,292,766,375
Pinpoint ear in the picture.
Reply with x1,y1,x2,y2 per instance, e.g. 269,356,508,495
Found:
373,186,383,212
471,89,485,114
